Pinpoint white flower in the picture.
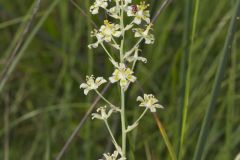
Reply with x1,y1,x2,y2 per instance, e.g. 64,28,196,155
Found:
133,24,154,44
99,150,126,160
89,20,121,48
127,2,150,25
90,0,108,14
234,152,240,160
126,47,147,63
126,55,147,63
109,63,136,89
137,94,164,112
99,20,122,41
80,75,107,95
108,6,120,19
92,106,113,120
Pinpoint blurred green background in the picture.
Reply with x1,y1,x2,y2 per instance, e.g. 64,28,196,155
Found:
0,0,240,159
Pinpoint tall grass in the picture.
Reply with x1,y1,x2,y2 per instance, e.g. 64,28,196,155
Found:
0,0,239,159
193,0,240,159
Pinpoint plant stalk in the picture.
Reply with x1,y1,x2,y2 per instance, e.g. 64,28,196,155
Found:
121,88,126,156
120,0,126,157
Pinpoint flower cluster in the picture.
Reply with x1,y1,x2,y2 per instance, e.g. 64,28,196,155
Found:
126,2,150,24
80,0,164,159
109,63,136,89
89,20,121,48
88,0,154,49
99,150,125,160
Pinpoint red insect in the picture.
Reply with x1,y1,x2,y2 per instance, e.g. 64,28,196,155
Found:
131,5,138,14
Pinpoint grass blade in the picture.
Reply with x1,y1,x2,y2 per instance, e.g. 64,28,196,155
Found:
153,113,177,160
193,1,240,159
178,0,199,158
0,0,60,94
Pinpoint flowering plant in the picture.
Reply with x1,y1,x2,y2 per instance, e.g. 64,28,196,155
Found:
80,0,164,159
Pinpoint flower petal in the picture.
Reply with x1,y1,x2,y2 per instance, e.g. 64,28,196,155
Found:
83,89,90,95
80,83,88,89
136,96,143,102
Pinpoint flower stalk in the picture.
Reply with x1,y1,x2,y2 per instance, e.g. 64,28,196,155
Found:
120,88,126,157
80,0,164,159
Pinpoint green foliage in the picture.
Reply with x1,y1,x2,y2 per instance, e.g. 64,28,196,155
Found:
0,0,239,159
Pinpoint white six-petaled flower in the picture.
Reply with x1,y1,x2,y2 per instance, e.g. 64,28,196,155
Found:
127,2,150,25
80,75,107,95
90,0,108,14
133,24,154,44
89,20,122,48
99,150,126,160
108,6,121,19
92,106,113,120
137,94,164,112
109,63,136,89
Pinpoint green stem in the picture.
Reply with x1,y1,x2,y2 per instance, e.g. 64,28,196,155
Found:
134,108,148,124
119,0,126,157
120,0,125,62
104,120,119,150
86,0,93,158
101,43,115,61
95,90,119,110
179,0,197,158
177,0,192,157
124,38,143,59
120,88,126,157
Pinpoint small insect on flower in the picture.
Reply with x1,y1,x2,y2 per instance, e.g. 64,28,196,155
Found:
80,75,107,95
131,5,138,14
127,2,150,25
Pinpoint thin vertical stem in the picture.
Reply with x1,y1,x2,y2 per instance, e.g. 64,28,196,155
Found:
4,95,9,160
121,88,126,156
179,0,199,158
120,0,125,62
225,37,236,159
177,0,192,158
86,0,93,158
119,0,126,157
